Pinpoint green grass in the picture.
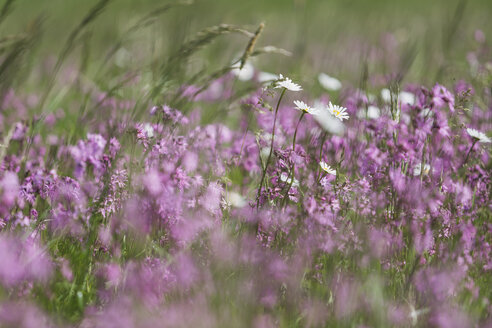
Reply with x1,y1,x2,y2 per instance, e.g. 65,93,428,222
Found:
2,0,491,90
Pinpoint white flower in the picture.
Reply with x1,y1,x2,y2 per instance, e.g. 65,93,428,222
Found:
257,72,278,83
413,163,431,176
319,161,336,175
367,106,380,119
312,100,345,135
381,88,415,105
318,73,342,91
275,74,302,91
327,102,349,121
231,61,255,81
357,105,380,120
400,91,415,105
381,88,392,102
280,172,299,187
293,100,319,115
143,123,154,138
224,191,247,208
466,128,491,143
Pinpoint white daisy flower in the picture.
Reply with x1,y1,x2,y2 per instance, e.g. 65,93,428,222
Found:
413,163,431,176
327,102,349,121
280,172,299,187
275,74,302,92
312,100,345,135
318,73,342,91
466,128,491,143
293,100,319,115
319,161,336,175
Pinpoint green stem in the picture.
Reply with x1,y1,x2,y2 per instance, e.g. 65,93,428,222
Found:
281,112,306,207
256,88,286,208
292,112,305,151
462,139,478,167
316,132,328,182
281,167,294,208
420,137,427,182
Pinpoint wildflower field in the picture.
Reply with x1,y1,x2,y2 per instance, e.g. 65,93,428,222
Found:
0,0,491,327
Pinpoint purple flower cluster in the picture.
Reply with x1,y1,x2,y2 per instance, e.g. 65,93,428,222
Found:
0,37,491,328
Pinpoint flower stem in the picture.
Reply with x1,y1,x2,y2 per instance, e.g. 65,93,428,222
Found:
419,137,427,182
256,88,286,208
281,169,294,207
292,112,305,151
462,139,478,167
281,112,306,207
316,132,327,182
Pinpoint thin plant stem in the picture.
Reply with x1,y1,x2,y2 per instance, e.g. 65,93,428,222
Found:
462,139,478,167
281,112,305,207
256,87,286,208
316,132,328,182
292,112,305,151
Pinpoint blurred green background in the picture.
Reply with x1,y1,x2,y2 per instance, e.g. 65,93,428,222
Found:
2,0,491,89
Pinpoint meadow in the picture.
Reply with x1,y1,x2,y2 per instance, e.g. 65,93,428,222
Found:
0,0,491,327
